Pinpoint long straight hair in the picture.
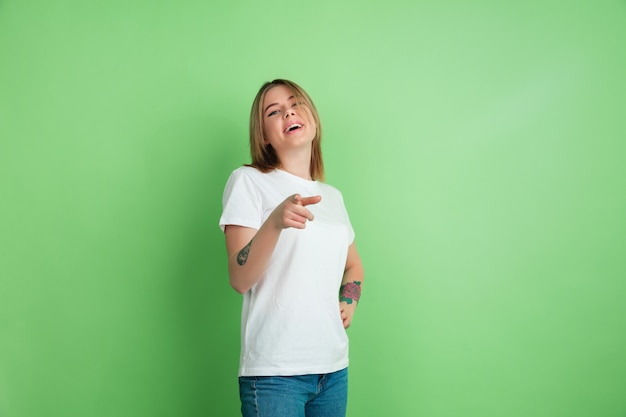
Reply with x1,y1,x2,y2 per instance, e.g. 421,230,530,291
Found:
248,79,324,181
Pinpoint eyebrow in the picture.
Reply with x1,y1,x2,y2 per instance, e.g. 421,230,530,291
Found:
264,95,295,114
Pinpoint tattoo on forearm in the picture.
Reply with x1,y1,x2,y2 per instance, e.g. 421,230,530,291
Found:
339,281,362,304
237,240,252,266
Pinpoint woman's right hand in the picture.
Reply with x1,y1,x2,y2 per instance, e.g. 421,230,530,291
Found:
270,194,322,230
225,193,322,293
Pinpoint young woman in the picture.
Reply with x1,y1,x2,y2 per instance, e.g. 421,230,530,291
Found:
219,79,364,417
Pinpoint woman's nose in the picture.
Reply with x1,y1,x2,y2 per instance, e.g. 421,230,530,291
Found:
284,108,295,118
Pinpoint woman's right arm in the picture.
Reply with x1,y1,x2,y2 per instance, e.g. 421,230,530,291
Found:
224,193,321,294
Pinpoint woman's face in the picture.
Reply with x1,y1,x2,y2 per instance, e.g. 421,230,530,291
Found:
262,84,316,156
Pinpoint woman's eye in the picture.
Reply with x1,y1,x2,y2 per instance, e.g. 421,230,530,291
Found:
268,110,279,117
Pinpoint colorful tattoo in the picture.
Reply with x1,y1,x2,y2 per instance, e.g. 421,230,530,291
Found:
237,240,252,266
340,281,362,304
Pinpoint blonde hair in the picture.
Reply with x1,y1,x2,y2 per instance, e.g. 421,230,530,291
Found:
248,79,324,181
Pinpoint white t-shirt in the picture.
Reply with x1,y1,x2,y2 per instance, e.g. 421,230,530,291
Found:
219,166,355,377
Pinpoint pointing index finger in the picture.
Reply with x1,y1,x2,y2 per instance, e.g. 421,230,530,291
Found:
300,195,322,207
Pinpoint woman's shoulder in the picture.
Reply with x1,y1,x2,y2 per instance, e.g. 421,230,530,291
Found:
224,166,278,192
318,180,345,199
229,165,267,179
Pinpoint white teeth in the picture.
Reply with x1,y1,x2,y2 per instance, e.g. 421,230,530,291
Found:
285,123,302,132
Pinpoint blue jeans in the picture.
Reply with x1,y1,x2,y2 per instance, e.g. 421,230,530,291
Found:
239,368,348,417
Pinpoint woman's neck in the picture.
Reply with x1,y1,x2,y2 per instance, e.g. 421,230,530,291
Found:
277,150,312,180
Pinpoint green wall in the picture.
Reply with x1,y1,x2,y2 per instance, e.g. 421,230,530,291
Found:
1,1,625,416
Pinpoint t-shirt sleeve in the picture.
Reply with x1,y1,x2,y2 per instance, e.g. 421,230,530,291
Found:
339,192,356,245
219,168,263,232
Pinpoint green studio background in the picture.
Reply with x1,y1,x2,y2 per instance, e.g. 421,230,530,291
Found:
1,1,625,416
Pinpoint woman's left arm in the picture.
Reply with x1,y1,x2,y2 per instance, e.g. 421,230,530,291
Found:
339,242,364,329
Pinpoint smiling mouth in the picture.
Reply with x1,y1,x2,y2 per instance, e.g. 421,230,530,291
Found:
285,123,303,133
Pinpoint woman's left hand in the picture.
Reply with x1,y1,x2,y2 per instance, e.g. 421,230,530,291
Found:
339,301,357,329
